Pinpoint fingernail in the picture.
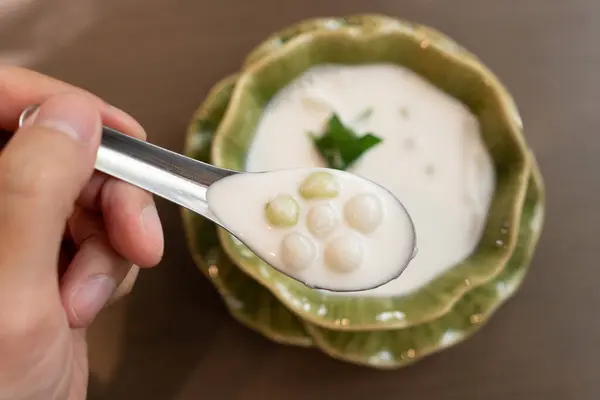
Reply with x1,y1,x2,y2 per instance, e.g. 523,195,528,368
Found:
70,275,116,324
141,202,162,238
108,104,146,137
20,104,40,127
34,94,101,143
107,105,135,124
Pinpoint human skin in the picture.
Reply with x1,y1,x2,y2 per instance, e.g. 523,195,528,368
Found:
0,66,164,400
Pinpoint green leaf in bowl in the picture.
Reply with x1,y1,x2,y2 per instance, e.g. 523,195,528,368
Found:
309,113,382,170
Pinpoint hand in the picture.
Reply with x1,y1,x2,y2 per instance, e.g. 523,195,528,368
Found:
0,66,164,400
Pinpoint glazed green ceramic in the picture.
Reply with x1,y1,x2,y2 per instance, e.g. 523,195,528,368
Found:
182,14,545,367
308,166,543,367
204,15,533,331
182,72,544,368
183,76,313,347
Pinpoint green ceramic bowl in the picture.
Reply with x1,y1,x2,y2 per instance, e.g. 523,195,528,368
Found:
182,14,545,367
182,74,544,368
198,15,534,330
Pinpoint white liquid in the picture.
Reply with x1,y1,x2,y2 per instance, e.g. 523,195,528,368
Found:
245,64,496,297
207,168,415,292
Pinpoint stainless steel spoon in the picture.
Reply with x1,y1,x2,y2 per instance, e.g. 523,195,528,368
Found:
16,105,416,292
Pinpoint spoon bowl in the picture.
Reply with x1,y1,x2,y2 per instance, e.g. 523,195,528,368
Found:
208,168,417,292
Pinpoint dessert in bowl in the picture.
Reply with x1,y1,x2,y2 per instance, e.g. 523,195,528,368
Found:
182,15,544,367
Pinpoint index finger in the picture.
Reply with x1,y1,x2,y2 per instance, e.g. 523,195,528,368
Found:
0,65,145,139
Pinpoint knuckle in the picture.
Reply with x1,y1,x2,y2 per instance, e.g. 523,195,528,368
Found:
0,130,78,213
0,65,22,82
68,208,104,245
0,154,58,199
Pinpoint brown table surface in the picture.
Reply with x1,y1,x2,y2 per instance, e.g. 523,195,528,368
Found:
2,0,598,399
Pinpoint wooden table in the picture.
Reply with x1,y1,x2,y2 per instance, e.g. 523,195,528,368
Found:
3,0,598,399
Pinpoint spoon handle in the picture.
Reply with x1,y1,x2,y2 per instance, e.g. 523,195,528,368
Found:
97,126,236,221
14,104,238,221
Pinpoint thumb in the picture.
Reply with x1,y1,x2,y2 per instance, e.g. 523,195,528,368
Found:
0,93,101,291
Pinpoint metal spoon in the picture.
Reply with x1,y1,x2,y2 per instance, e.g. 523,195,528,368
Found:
15,105,416,292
